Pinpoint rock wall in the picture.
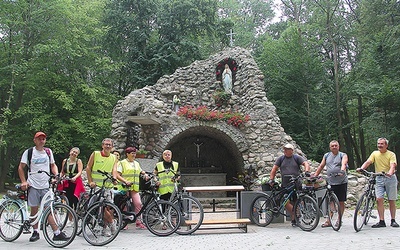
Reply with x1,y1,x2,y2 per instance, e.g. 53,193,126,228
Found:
110,47,302,176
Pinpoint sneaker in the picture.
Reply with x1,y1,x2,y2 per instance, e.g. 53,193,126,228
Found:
66,220,74,228
29,231,40,242
101,227,111,237
391,220,399,227
291,220,297,227
110,222,118,235
52,232,70,241
372,221,386,228
136,222,147,229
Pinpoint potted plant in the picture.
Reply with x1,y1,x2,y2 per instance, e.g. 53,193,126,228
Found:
136,149,149,158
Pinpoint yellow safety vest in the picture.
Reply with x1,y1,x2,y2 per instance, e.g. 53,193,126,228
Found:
117,159,142,192
156,161,178,195
91,151,116,188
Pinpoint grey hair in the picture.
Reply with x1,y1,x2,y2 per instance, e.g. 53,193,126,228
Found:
377,137,389,145
102,138,114,145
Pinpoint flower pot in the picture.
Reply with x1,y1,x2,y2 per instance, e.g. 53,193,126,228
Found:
136,154,146,158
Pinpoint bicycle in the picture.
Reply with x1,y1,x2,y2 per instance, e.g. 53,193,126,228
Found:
81,170,122,246
300,175,341,231
0,171,78,248
74,184,97,236
250,174,319,232
115,171,182,237
353,169,386,232
166,169,204,235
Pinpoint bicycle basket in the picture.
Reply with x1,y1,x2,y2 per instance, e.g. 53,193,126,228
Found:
7,190,27,201
302,176,327,190
139,177,152,191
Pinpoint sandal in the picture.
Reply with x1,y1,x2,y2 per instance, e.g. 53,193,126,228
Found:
321,222,331,228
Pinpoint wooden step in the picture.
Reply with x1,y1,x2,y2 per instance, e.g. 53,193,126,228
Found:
185,218,251,225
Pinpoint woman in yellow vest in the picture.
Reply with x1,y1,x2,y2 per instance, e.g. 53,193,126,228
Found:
116,147,147,229
154,150,180,201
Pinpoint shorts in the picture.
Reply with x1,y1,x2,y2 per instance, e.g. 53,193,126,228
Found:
375,175,398,200
330,183,347,202
28,187,49,207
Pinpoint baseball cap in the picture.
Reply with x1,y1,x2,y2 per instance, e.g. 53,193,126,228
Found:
283,143,294,150
125,147,137,154
34,131,47,139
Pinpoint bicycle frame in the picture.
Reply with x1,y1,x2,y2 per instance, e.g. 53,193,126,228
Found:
267,180,298,216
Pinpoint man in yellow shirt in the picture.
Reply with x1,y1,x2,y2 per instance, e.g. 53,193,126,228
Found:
358,137,398,228
86,138,119,236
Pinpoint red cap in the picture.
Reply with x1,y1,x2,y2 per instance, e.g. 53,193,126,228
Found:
34,131,47,139
125,147,137,154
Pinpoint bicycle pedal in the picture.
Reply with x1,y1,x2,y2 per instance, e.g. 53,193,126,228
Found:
371,214,377,219
23,230,31,234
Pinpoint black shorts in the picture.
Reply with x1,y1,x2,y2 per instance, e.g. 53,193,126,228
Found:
330,183,347,202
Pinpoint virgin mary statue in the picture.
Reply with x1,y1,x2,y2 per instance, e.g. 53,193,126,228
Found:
222,64,233,94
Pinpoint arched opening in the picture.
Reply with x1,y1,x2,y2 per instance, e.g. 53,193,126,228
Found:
163,126,244,188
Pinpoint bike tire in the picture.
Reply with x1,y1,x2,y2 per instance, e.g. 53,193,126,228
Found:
42,202,77,248
173,195,204,235
250,194,274,227
144,200,180,236
327,192,341,231
354,193,368,232
118,200,134,230
82,201,122,246
75,192,91,236
0,200,24,242
294,194,319,232
365,195,375,225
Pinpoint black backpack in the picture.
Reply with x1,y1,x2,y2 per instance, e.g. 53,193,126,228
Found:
22,147,51,178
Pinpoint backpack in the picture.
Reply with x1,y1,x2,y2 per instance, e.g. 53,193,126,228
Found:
26,147,51,172
276,154,304,171
324,152,349,171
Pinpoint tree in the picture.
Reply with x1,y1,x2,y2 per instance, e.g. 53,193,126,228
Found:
0,0,117,190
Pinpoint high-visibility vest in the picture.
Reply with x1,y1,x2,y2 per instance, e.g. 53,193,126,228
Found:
117,159,142,192
156,161,178,195
91,151,116,188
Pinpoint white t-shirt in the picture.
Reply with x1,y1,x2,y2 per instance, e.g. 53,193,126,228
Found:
20,147,55,189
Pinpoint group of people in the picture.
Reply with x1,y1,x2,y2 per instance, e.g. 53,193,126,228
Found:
17,130,398,243
269,138,398,229
18,132,180,243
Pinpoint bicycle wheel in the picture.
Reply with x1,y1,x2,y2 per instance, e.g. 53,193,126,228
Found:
250,194,274,227
42,202,77,248
0,200,24,242
82,201,122,246
118,199,134,230
144,200,180,236
327,192,341,231
173,195,204,235
365,195,375,225
294,194,319,232
354,193,368,232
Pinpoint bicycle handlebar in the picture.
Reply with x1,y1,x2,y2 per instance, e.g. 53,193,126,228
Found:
357,168,386,177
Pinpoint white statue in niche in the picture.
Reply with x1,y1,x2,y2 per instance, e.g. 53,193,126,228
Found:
172,95,180,112
222,64,233,94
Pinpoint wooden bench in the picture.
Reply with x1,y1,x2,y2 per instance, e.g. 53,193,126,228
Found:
185,218,251,233
183,185,248,232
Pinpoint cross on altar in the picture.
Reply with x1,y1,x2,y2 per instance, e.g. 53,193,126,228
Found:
226,29,236,47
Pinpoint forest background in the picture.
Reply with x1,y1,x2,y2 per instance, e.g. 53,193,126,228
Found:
0,0,399,191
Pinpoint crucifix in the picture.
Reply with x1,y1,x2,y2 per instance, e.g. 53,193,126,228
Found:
226,29,236,47
194,140,203,159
